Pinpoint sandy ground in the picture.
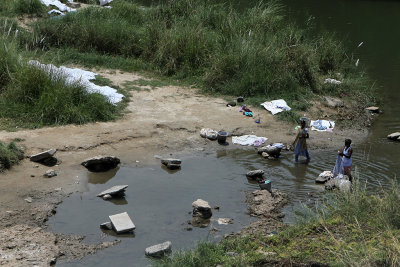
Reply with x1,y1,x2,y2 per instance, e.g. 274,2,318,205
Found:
0,68,368,266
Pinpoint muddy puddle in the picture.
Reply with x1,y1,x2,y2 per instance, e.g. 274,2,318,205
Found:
49,141,398,266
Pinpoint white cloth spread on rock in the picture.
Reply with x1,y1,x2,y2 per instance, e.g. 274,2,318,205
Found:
260,99,291,115
28,60,124,105
232,135,267,147
310,120,335,132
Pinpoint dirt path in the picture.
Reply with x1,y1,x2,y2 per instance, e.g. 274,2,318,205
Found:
0,69,367,266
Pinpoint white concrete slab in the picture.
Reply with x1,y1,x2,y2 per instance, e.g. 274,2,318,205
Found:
109,212,135,233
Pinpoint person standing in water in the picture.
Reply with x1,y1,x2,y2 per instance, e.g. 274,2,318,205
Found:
339,139,353,182
293,120,310,162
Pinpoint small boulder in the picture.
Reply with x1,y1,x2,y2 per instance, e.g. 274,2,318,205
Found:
192,199,212,219
44,169,57,178
145,241,172,258
261,152,270,159
30,149,57,162
324,96,344,108
246,170,264,179
316,171,334,184
387,132,400,141
100,222,113,230
217,218,233,225
81,156,120,172
365,106,379,113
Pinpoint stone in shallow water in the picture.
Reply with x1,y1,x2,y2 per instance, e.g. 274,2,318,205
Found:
316,171,333,184
161,158,181,170
109,212,135,234
365,106,379,113
100,222,113,230
97,185,128,197
192,199,212,219
43,169,57,178
246,170,264,179
30,149,57,162
145,241,172,257
81,155,120,172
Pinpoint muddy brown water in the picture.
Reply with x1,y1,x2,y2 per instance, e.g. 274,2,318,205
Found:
52,0,399,266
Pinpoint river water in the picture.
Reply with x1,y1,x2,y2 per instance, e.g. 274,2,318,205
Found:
52,0,400,266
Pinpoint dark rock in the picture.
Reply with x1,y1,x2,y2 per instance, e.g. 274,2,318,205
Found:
246,170,264,179
161,158,182,165
100,222,113,230
30,149,57,162
226,101,236,107
81,156,120,172
237,97,244,102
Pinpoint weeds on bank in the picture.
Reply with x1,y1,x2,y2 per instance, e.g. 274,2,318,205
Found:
0,141,24,170
0,0,45,16
155,178,400,266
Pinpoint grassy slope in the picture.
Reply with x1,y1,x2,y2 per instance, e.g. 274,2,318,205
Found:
156,179,400,266
26,0,376,122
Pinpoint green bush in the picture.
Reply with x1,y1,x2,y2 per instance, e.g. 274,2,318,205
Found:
0,141,24,170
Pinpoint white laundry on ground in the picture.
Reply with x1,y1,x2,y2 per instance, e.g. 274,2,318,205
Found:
260,99,291,115
40,0,76,12
28,60,124,105
232,135,267,147
310,120,335,132
324,78,342,85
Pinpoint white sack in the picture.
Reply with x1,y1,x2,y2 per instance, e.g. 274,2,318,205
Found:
261,99,291,115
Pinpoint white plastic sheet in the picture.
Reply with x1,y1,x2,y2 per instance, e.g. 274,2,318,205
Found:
99,0,113,6
28,60,124,105
232,135,267,147
48,9,65,16
260,99,291,115
310,120,335,132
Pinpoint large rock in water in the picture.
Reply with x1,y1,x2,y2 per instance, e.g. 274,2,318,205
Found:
316,171,334,184
81,156,120,172
387,132,400,141
30,149,57,162
145,241,172,258
246,170,264,179
192,199,212,219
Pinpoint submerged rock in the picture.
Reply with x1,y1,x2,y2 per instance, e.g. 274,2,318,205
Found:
145,241,172,258
102,194,112,200
192,199,212,219
81,156,120,172
30,149,57,162
246,170,264,179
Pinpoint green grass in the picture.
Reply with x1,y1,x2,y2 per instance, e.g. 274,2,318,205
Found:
27,0,376,121
0,0,45,16
0,141,24,170
0,34,123,129
155,177,400,266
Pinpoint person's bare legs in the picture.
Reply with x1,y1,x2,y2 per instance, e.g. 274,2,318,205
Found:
344,166,352,182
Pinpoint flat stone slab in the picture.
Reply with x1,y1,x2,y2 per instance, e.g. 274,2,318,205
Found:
388,132,400,141
109,212,135,234
30,149,57,162
81,155,120,172
97,185,128,197
246,170,264,179
145,241,172,258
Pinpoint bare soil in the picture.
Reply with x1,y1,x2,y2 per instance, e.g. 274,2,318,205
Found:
0,68,369,266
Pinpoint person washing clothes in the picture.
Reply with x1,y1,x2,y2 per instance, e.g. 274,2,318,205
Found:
339,139,353,182
293,120,310,162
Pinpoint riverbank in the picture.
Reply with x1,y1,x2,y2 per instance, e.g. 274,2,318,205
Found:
0,69,373,265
